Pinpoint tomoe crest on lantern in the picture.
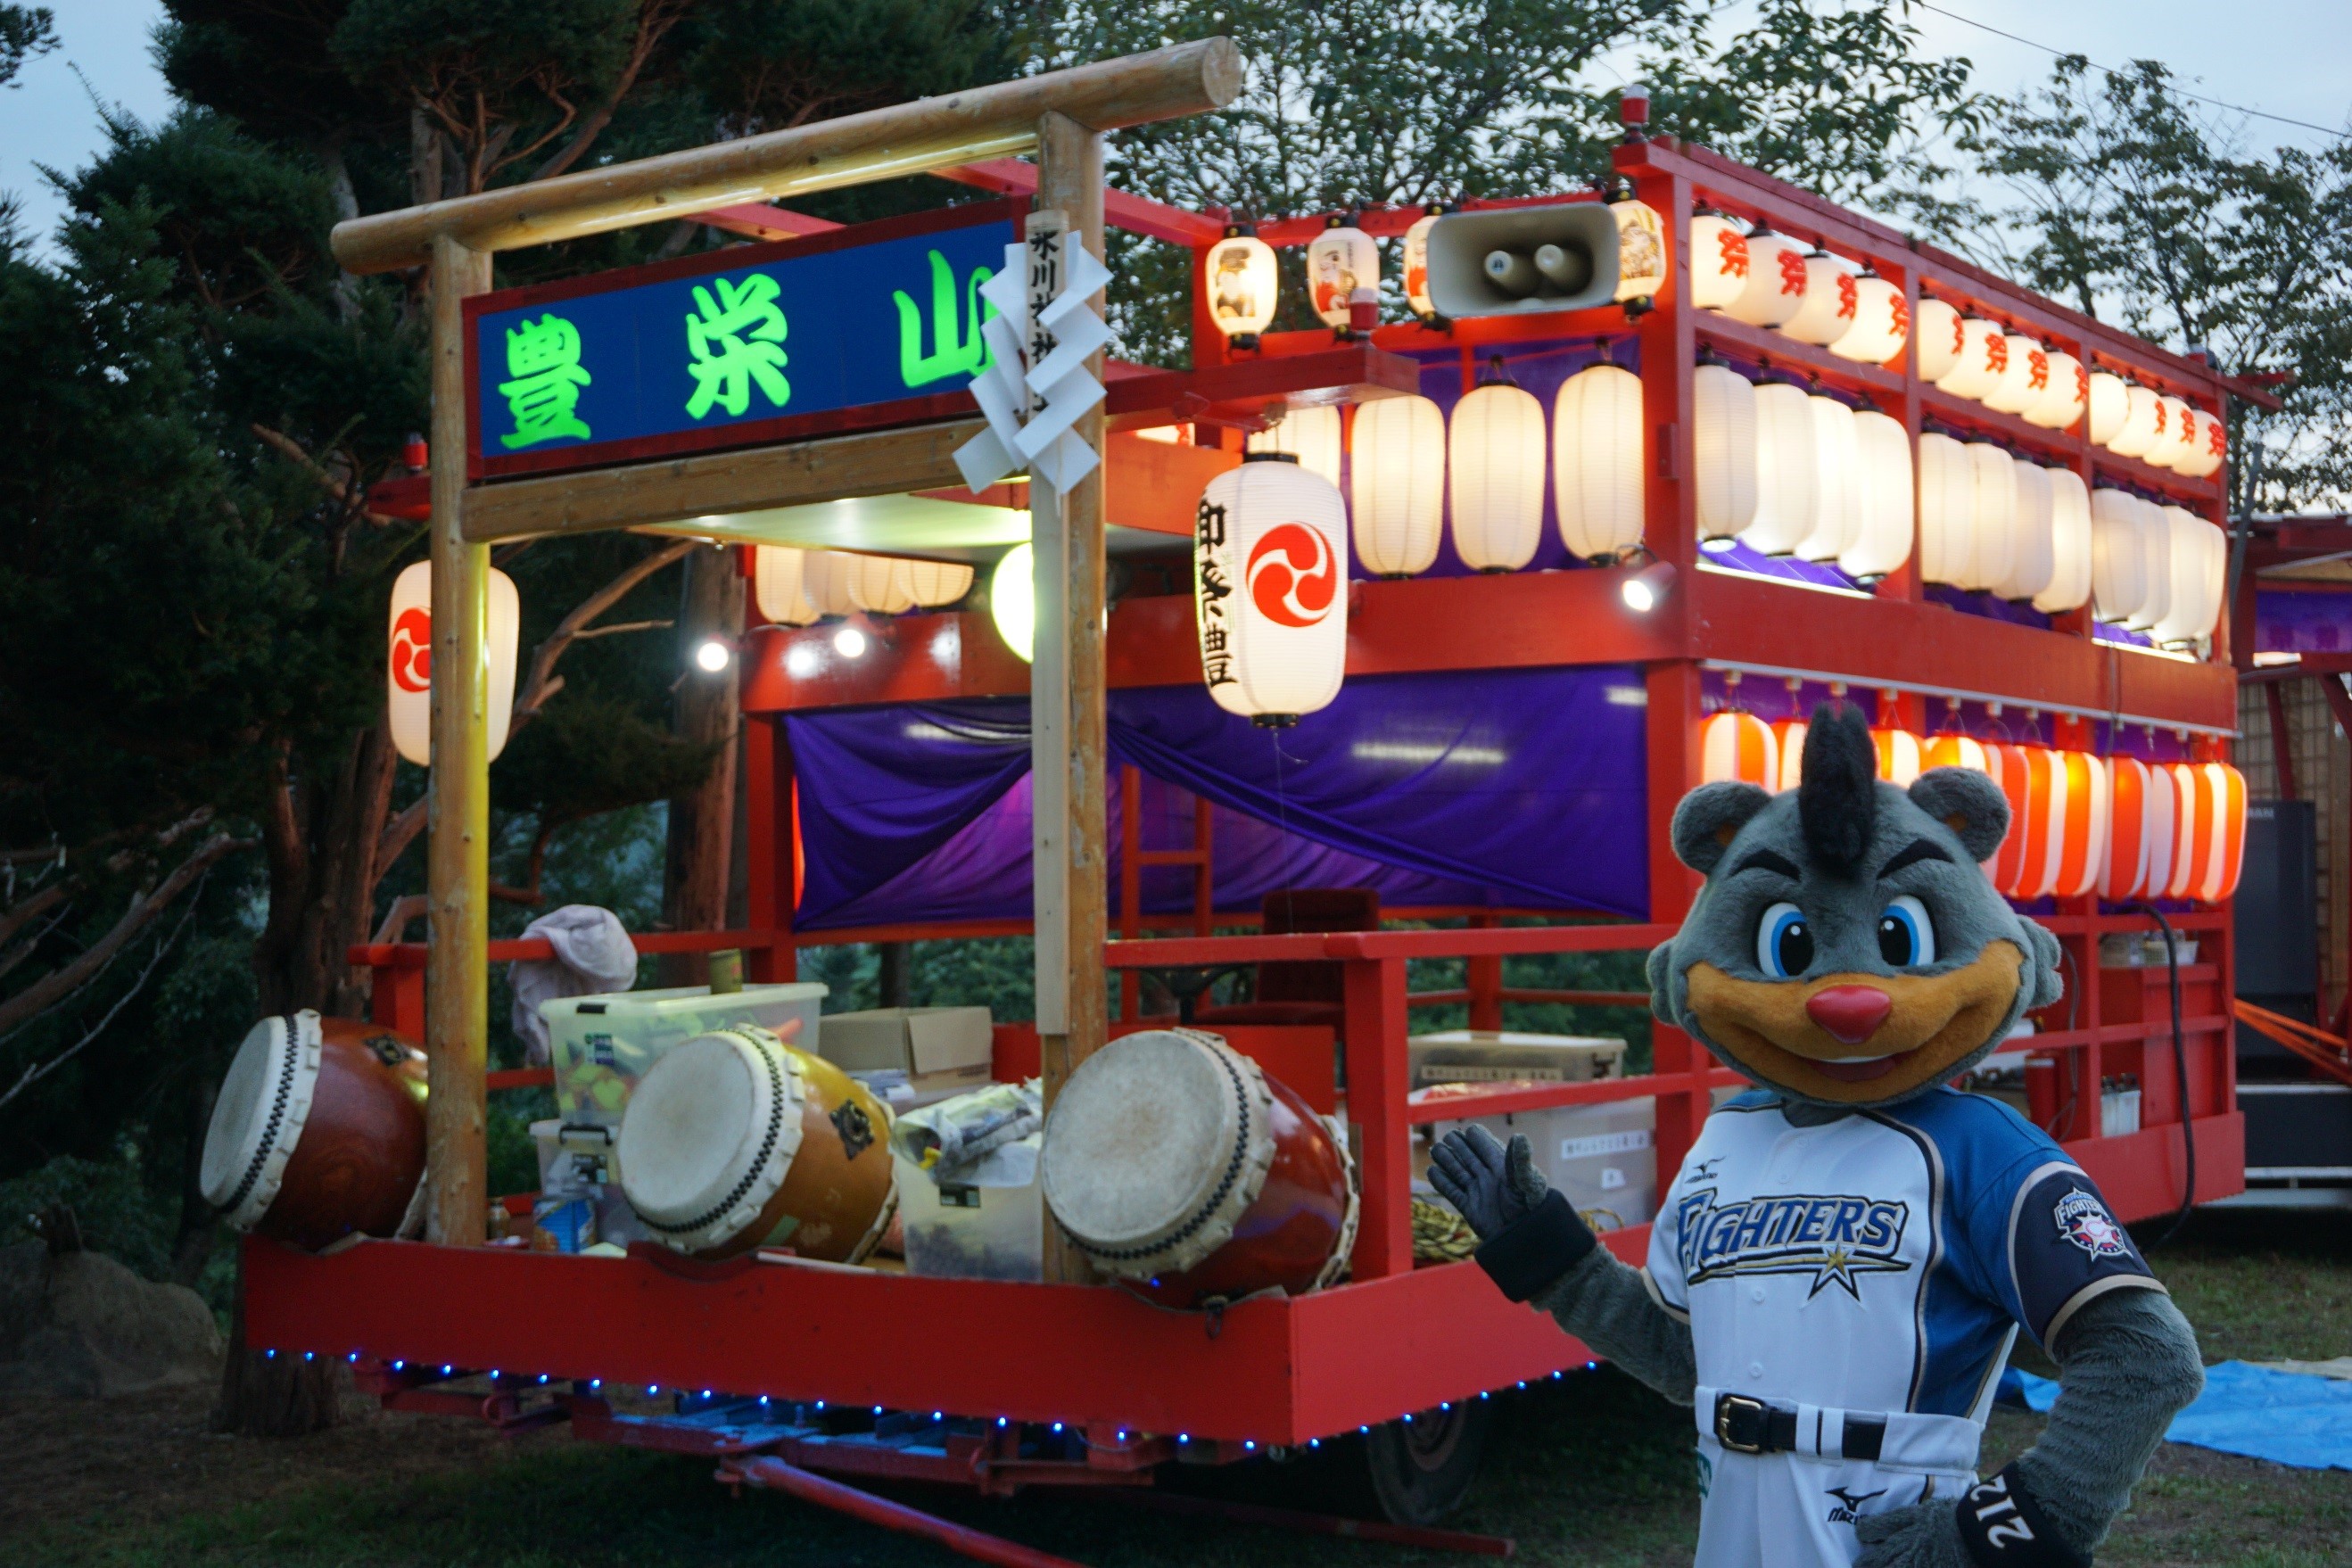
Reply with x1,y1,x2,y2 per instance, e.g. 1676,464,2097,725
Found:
386,559,522,768
1195,456,1349,726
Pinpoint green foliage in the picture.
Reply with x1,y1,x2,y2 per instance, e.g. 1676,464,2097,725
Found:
683,0,1014,140
0,3,54,91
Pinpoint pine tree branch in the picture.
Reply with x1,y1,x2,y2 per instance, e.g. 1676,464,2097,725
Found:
252,425,399,526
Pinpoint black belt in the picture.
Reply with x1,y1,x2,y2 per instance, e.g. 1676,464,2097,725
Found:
1712,1392,1886,1461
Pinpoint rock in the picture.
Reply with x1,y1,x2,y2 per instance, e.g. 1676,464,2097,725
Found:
0,1241,223,1398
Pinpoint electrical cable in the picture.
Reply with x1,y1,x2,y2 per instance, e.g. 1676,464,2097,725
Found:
2133,903,2199,1244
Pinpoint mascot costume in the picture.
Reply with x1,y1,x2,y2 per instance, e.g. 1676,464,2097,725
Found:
1432,706,2203,1568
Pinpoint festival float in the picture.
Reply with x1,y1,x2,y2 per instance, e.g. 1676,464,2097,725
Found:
210,40,2257,1563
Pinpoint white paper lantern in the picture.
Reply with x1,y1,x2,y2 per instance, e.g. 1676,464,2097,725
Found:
387,559,520,769
1206,228,1279,342
1695,360,1759,547
2131,498,2173,631
1993,458,2055,603
1843,410,1914,580
2153,506,2223,645
903,559,976,609
1248,404,1344,490
1915,299,1963,382
1961,442,2016,592
1349,393,1445,575
1916,433,1975,588
2089,490,2148,624
1402,210,1440,318
1779,252,1854,346
1742,381,1820,556
1611,189,1668,302
1984,334,2045,416
2109,383,2162,458
1724,227,1810,328
841,552,919,615
754,546,821,626
2086,371,2129,446
802,550,864,618
2154,395,2197,473
1689,210,1750,311
1307,219,1379,329
1449,381,1547,571
2034,467,2094,614
1797,393,1861,562
1553,362,1644,561
1936,318,2005,401
2188,408,2227,480
1194,456,1349,725
1828,270,1907,364
2026,351,2087,430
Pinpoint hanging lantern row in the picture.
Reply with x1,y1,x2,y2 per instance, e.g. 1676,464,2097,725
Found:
1688,211,1908,367
386,560,522,769
1699,716,2246,903
2088,491,2226,647
1911,434,2095,610
1691,362,1912,580
2087,372,2224,478
754,546,974,627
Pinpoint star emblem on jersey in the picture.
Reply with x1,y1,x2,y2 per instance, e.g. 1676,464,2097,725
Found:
2053,1188,2128,1259
1676,1190,1911,1300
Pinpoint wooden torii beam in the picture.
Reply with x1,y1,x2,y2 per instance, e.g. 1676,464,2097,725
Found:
329,41,1242,1250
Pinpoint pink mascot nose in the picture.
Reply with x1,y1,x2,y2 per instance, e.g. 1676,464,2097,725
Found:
1805,986,1893,1044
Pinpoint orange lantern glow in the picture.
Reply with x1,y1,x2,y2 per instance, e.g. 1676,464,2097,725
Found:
2187,762,2247,903
1771,717,1809,789
1985,744,2034,895
2159,763,2199,899
2049,751,2109,899
2099,757,2153,901
1872,727,1922,787
1701,711,1778,791
1922,733,1990,774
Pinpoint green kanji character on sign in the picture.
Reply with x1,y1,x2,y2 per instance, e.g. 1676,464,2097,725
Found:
684,273,790,419
497,313,592,449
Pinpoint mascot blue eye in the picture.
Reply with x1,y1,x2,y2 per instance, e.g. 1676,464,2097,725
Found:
1755,902,1812,978
1877,895,1936,968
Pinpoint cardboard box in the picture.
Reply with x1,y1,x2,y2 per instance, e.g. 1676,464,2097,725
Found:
1408,1029,1626,1091
819,1006,993,1094
1416,1097,1658,1233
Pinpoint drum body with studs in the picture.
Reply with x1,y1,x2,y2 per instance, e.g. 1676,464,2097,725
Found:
1041,1027,1358,1309
617,1025,896,1262
200,1011,429,1251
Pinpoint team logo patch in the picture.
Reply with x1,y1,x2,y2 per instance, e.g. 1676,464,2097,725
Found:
2054,1188,2128,1259
1677,1190,1910,1300
1825,1486,1886,1525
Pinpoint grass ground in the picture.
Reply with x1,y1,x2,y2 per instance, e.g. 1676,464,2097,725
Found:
3,1208,2345,1568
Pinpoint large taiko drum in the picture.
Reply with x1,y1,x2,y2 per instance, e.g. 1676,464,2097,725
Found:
1041,1027,1358,1309
200,1011,429,1251
617,1025,896,1262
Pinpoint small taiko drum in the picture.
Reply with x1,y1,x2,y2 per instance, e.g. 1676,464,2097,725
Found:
200,1011,429,1251
1041,1027,1358,1309
617,1026,896,1262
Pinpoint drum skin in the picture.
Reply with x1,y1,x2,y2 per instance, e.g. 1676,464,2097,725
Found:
698,1049,895,1264
1123,1073,1351,1310
260,1019,427,1252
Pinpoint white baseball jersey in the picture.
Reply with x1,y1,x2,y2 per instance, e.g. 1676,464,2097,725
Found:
1646,1088,2162,1568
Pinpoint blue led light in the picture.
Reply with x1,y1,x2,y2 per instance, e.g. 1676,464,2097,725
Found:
649,1385,661,1395
933,1411,944,1420
1551,1370,1563,1380
1117,1430,1127,1441
815,1400,826,1411
997,1417,1009,1428
1479,1391,1490,1400
1243,1440,1256,1451
1440,1402,1450,1411
392,1360,405,1371
1585,1360,1597,1370
1177,1434,1190,1444
1308,1439,1320,1448
874,1406,885,1415
1516,1381,1527,1390
702,1390,714,1399
347,1352,360,1364
1052,1422,1064,1433
759,1395,771,1406
303,1351,315,1362
442,1365,455,1376
1358,1425,1369,1434
264,1349,276,1359
589,1379,601,1390
491,1370,502,1380
539,1374,549,1384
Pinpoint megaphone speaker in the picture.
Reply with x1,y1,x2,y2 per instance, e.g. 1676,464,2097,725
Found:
1426,202,1622,319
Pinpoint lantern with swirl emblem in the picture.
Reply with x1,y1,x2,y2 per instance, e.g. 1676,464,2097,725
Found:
387,559,521,768
1689,209,1750,310
1194,454,1349,726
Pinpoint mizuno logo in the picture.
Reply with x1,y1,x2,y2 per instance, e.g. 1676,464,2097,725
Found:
1677,1190,1911,1300
1826,1485,1886,1524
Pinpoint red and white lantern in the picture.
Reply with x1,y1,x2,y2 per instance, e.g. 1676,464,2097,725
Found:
1985,744,2034,895
1828,269,1908,365
1780,251,1856,346
1307,219,1379,329
1772,717,1809,789
1724,227,1811,329
387,559,521,769
1194,456,1349,726
2186,762,2248,903
2017,748,2107,899
1702,711,1779,791
2099,757,2153,901
2026,351,2087,431
1872,727,1922,787
1914,299,1963,382
1984,334,2047,417
1689,210,1751,311
1936,318,2006,401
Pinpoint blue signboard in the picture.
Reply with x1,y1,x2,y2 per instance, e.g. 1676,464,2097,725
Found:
466,202,1018,479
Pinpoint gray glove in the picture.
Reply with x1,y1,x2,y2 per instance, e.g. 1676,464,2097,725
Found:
1428,1126,1551,1240
1854,1500,1971,1568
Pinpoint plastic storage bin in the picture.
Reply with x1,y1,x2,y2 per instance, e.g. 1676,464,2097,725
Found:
892,1135,1044,1283
541,982,826,1128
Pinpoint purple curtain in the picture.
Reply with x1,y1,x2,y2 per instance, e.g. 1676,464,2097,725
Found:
2257,589,2352,654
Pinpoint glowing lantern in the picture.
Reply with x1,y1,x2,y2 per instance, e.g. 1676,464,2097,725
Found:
1961,442,2017,593
1873,727,1922,787
1985,744,2035,895
1194,454,1349,725
2109,383,2163,458
1206,227,1279,343
1828,269,1907,364
1701,711,1778,791
2099,757,2152,901
990,542,1035,663
754,546,821,627
2154,395,2195,472
1349,394,1446,576
1689,209,1750,311
1695,360,1760,547
2186,762,2248,903
2018,749,2107,900
1772,717,1808,788
801,550,863,618
1993,458,2055,604
2131,498,2173,632
1979,334,2043,416
1936,318,2005,401
1307,219,1379,329
1741,381,1820,556
1724,227,1809,328
1916,433,1975,588
1779,251,1855,346
1247,404,1344,490
2184,409,2226,480
903,559,975,609
1843,410,1914,581
2142,763,2181,900
1449,379,1547,572
386,559,520,769
1402,208,1441,318
1798,393,1861,562
2026,351,2087,430
838,553,916,615
2034,467,2094,614
2160,763,2201,899
1923,733,1990,773
2086,371,2129,446
1553,362,1644,562
1915,298,1963,381
1610,183,1667,302
2089,490,2149,624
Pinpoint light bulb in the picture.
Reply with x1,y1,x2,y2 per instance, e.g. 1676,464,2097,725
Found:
784,643,819,679
1621,559,1677,613
693,638,731,673
832,626,868,659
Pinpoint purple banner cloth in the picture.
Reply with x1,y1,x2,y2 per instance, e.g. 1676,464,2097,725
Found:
2257,588,2352,654
785,665,1653,930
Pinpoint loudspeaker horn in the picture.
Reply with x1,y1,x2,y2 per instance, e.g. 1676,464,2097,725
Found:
1424,202,1621,319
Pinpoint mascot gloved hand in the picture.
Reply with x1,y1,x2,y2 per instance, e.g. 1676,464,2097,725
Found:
1434,705,2203,1568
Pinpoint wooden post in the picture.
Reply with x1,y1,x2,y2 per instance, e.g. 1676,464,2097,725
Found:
425,234,493,1247
1031,111,1108,1284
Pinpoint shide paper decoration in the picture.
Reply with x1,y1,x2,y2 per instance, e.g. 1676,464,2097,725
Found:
954,226,1112,498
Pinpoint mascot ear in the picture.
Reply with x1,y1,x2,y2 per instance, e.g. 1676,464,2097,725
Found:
2023,920,2065,1011
1671,781,1773,877
1908,767,2010,862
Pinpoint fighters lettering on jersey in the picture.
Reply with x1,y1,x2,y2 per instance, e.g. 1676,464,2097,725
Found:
2052,1189,2128,1260
1675,1187,1910,1300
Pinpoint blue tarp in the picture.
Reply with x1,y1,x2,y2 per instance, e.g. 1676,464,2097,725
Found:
2010,1361,2352,1472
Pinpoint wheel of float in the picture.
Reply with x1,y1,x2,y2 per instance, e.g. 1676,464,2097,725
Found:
1364,1398,1494,1525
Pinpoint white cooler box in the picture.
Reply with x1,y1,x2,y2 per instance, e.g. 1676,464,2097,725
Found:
1417,1097,1658,1233
892,1135,1044,1283
541,982,827,1130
